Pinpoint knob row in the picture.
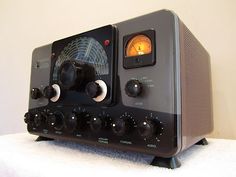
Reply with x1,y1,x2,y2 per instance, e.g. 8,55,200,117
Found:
24,111,162,139
31,80,107,103
32,79,143,101
30,84,60,102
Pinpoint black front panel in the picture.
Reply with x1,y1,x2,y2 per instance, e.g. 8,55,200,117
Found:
26,11,180,158
50,25,116,105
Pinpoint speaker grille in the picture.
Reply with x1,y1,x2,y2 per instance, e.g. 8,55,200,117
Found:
179,20,213,150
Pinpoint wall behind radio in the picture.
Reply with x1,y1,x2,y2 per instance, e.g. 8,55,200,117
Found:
0,0,235,139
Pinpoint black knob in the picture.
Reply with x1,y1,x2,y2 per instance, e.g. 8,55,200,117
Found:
58,60,95,91
112,119,131,136
30,88,42,99
47,112,64,130
125,80,142,97
138,120,156,138
78,112,90,130
24,112,33,124
67,111,90,131
33,113,44,127
65,112,78,133
85,82,102,98
90,116,104,132
43,86,56,99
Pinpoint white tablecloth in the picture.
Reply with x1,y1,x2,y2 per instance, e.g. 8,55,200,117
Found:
0,133,235,177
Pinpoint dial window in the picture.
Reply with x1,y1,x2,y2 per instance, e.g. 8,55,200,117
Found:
125,35,152,57
123,30,156,69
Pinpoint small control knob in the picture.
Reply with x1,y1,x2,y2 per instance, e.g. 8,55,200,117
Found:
138,120,156,138
65,112,78,133
47,112,64,130
24,112,33,124
43,86,56,99
85,82,102,98
67,111,90,131
90,116,105,132
125,80,142,97
33,113,44,127
30,88,42,99
112,119,131,136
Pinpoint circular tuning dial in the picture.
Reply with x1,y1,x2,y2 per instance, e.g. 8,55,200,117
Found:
58,60,95,91
47,112,64,130
112,118,132,136
125,80,142,97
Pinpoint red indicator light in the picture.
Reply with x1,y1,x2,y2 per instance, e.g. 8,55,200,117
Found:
104,39,110,46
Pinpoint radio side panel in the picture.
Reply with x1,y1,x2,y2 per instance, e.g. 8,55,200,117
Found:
29,44,52,109
179,20,213,151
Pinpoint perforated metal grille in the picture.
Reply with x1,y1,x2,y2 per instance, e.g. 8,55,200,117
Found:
180,20,213,150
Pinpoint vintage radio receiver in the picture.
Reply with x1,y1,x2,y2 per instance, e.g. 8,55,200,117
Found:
24,10,213,168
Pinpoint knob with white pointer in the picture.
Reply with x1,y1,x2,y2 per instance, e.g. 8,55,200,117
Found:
138,120,157,139
30,88,42,99
90,116,104,132
112,118,132,136
33,113,44,127
65,112,78,133
47,112,64,130
125,80,142,97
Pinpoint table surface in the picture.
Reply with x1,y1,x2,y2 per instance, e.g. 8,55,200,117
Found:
0,133,235,177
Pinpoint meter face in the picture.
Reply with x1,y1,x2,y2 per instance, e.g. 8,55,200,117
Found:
125,35,152,57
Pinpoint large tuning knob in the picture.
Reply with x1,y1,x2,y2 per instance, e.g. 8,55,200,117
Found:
58,60,95,91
